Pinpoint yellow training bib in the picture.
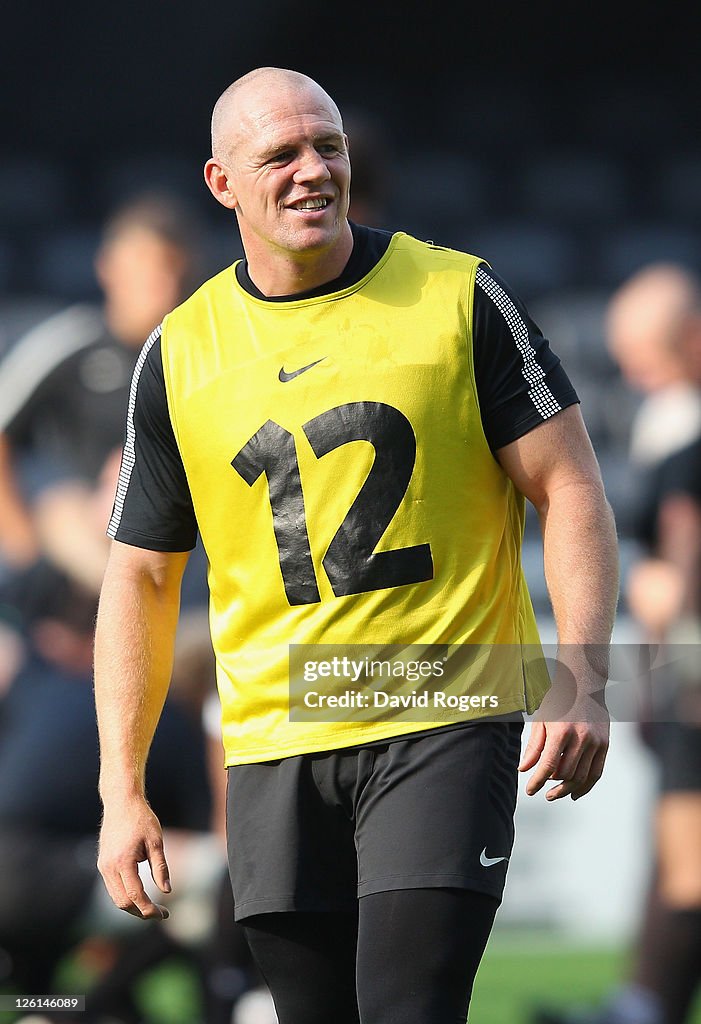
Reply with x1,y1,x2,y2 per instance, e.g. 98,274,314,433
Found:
161,232,549,764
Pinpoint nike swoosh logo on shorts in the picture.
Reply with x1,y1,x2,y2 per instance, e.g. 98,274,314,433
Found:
278,357,325,382
480,847,509,868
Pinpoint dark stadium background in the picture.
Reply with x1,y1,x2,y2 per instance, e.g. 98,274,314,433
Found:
1,4,701,1021
2,0,700,307
3,0,686,541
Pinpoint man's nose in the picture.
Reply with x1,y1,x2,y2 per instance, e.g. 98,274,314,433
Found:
293,148,331,184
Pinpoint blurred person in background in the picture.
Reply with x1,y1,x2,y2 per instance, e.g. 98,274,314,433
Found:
0,190,202,579
536,264,701,1024
606,264,701,535
95,67,617,1024
0,564,215,1024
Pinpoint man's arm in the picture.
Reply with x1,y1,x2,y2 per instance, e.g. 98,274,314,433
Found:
496,404,620,801
658,492,701,620
95,539,190,919
0,433,40,567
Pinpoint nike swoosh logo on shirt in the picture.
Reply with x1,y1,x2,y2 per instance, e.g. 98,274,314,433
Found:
278,358,325,382
480,848,509,868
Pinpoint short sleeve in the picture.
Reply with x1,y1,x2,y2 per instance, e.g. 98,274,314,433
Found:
107,326,198,551
472,265,579,450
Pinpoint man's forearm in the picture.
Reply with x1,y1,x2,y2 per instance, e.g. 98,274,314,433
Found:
498,407,615,796
539,478,619,682
95,545,187,803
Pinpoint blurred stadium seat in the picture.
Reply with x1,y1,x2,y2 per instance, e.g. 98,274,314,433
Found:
32,226,102,300
576,74,690,156
434,74,551,154
0,158,70,229
392,152,488,243
0,241,13,296
518,149,628,225
657,152,701,222
462,221,581,300
598,222,701,287
95,153,206,214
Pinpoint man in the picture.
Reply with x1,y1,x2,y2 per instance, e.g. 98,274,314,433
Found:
536,265,701,1024
0,564,213,1022
0,191,200,574
95,67,618,1023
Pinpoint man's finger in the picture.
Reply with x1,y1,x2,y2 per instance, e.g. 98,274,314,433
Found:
119,866,169,919
557,734,595,781
545,778,578,801
147,839,172,894
563,744,596,789
524,743,564,795
547,743,607,801
518,721,546,772
571,745,608,800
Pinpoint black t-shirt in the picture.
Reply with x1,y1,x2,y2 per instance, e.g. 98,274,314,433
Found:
0,305,139,487
634,436,701,551
112,224,579,551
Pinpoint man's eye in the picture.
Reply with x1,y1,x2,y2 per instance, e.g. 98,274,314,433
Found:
269,152,293,164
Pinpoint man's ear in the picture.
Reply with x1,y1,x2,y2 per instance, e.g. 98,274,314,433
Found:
204,158,238,210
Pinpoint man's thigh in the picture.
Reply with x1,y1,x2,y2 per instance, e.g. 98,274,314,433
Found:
242,888,500,1024
355,721,523,903
227,754,359,920
227,720,523,920
357,887,499,1023
243,910,360,1024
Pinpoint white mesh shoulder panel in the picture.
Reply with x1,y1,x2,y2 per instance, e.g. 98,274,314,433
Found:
475,267,561,421
107,324,162,538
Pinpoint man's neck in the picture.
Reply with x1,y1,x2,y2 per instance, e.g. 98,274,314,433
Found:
243,221,354,298
104,306,158,348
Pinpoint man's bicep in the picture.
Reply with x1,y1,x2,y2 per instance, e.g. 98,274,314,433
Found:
105,539,191,590
495,405,606,512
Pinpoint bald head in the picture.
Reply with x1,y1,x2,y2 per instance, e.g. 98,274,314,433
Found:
211,67,343,164
608,264,701,344
606,263,701,391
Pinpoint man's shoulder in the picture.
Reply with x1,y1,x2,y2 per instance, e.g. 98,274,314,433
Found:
389,230,487,274
1,302,106,370
0,303,108,429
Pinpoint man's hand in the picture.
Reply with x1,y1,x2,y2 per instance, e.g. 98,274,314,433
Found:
497,409,618,803
519,708,610,801
98,797,172,920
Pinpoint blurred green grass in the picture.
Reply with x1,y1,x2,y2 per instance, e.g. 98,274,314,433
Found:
107,943,701,1022
472,940,701,1024
3,940,701,1022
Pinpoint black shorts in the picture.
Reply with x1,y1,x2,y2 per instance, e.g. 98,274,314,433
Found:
226,719,523,921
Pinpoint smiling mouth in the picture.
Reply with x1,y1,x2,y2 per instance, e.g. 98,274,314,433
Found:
290,197,330,211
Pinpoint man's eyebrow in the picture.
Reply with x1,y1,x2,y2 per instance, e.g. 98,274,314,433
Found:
257,131,345,161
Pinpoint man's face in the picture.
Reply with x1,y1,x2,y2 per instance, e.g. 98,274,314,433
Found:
96,227,189,344
220,85,351,261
